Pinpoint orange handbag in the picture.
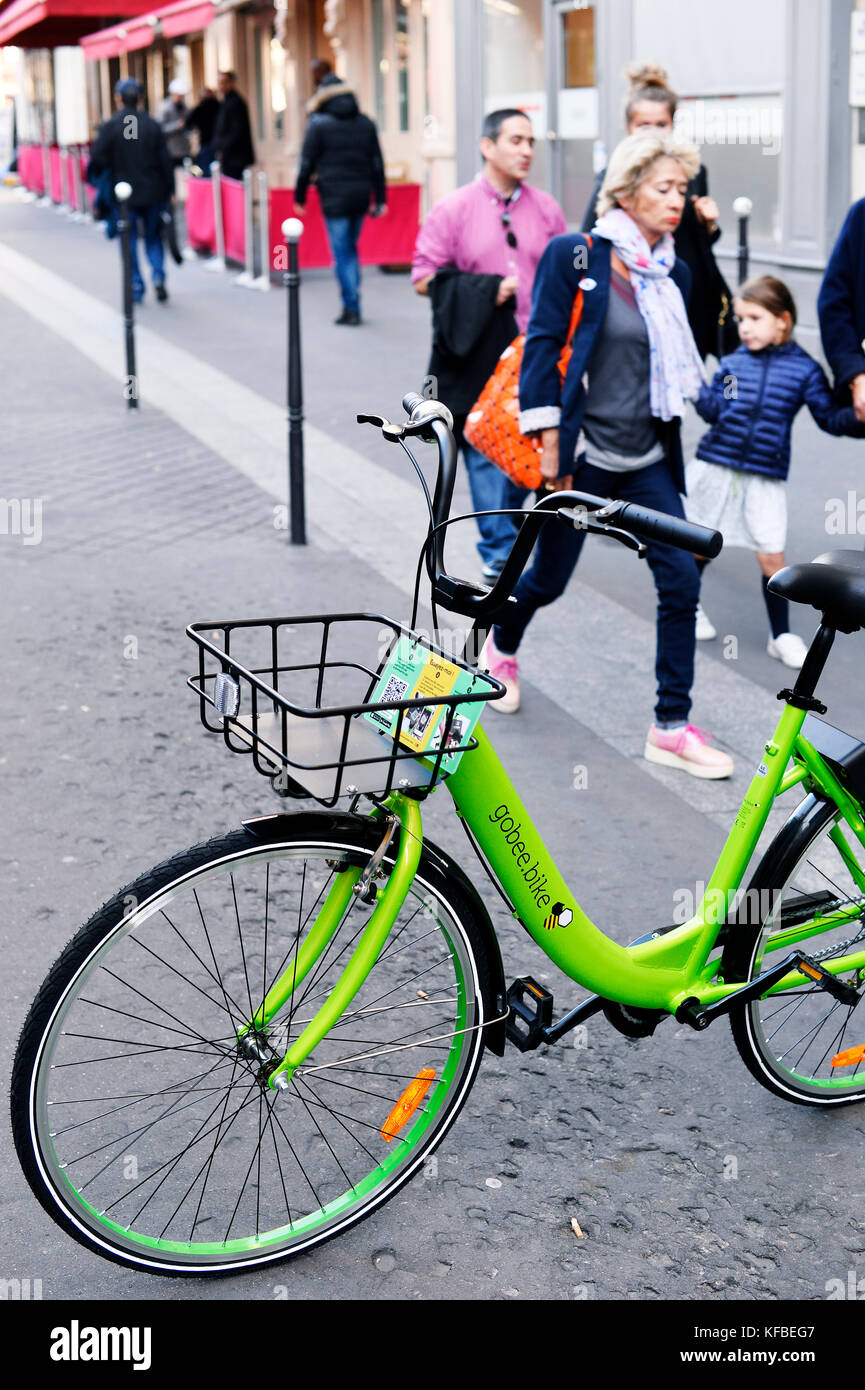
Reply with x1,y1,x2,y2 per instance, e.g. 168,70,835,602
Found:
463,247,591,491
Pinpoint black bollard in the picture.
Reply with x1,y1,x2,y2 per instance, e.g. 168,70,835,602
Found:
733,195,752,287
282,216,306,545
115,181,138,410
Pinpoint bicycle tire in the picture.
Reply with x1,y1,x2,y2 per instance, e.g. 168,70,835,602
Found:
723,793,865,1107
12,818,499,1275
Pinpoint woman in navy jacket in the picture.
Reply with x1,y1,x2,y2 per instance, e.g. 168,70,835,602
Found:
817,197,865,421
480,130,734,780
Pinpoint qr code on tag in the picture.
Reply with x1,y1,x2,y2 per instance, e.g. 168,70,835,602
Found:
381,675,409,704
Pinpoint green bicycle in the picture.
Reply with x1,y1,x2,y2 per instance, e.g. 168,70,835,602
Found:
12,394,865,1275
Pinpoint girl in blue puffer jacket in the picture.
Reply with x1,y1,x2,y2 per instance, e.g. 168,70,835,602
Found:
685,275,865,669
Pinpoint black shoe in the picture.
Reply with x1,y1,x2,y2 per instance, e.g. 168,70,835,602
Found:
155,282,168,302
334,310,361,325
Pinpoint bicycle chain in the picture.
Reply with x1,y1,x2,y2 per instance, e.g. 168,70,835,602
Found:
806,896,865,964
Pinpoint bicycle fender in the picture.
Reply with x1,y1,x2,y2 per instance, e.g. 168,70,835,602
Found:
241,811,507,1056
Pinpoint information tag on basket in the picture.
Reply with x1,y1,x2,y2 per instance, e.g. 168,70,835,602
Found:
364,635,487,775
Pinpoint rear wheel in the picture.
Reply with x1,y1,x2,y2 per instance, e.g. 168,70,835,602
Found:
12,821,495,1274
724,797,865,1106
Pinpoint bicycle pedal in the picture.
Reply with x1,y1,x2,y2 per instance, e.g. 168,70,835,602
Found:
506,976,553,1052
796,955,861,1007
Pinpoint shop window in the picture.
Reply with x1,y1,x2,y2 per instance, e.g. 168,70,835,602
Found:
271,35,286,139
396,0,409,133
254,31,265,140
675,95,782,243
562,5,595,88
372,0,387,131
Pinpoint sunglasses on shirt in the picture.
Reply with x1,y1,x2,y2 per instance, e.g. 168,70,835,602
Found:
501,211,518,249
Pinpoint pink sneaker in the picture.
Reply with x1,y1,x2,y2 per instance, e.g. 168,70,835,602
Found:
644,723,733,779
479,632,520,714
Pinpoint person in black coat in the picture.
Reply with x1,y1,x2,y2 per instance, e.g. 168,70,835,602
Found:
212,72,255,181
294,61,387,325
582,62,736,361
185,86,220,175
87,79,174,303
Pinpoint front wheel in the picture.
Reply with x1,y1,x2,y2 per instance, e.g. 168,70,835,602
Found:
12,819,496,1274
724,795,865,1106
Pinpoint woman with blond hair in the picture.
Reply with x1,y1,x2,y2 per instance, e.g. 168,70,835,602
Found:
480,129,734,780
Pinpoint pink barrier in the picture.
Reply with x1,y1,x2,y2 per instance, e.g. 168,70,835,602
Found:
268,183,420,272
220,175,245,264
18,144,45,194
49,145,62,202
185,174,215,252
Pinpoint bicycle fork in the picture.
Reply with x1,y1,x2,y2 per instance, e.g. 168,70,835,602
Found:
236,795,423,1091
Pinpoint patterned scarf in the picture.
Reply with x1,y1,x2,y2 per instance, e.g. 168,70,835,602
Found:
591,207,704,420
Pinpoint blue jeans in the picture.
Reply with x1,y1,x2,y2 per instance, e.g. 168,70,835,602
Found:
462,442,526,570
324,213,364,314
128,205,166,297
493,458,700,724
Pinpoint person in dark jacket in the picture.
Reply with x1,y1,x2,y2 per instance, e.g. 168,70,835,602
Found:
87,79,174,303
294,60,386,325
686,275,865,668
212,71,255,181
481,130,735,777
185,86,219,175
582,62,736,360
817,197,865,420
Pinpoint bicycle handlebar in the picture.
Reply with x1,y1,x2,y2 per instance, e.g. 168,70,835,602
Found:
604,500,722,559
360,396,722,620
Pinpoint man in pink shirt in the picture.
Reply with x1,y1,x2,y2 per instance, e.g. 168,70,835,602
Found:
413,109,567,580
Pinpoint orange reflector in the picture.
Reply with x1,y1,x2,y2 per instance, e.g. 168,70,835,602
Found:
381,1068,436,1142
831,1044,865,1068
798,962,823,981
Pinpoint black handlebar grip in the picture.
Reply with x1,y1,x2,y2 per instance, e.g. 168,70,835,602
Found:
615,502,723,559
402,391,425,417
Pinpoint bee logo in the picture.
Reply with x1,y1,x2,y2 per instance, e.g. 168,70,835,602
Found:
543,902,573,931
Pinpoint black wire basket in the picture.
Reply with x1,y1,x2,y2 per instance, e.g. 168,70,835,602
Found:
187,612,504,807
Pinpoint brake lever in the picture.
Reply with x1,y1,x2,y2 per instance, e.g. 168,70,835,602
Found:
557,508,647,557
356,414,438,443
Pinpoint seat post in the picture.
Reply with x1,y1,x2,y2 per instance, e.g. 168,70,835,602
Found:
787,621,836,706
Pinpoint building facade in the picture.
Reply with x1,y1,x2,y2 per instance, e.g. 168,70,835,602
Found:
454,0,861,350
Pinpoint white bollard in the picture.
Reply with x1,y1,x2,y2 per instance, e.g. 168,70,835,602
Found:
68,147,83,221
234,168,256,287
180,158,198,259
38,142,52,206
253,169,271,291
57,146,72,215
205,160,226,272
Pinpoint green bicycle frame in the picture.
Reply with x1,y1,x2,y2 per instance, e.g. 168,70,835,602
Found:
258,698,865,1087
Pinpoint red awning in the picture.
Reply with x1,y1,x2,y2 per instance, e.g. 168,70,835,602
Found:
157,0,214,38
0,0,158,48
79,0,214,57
80,12,156,58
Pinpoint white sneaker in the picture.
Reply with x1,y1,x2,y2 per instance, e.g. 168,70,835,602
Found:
767,632,808,669
695,603,716,641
